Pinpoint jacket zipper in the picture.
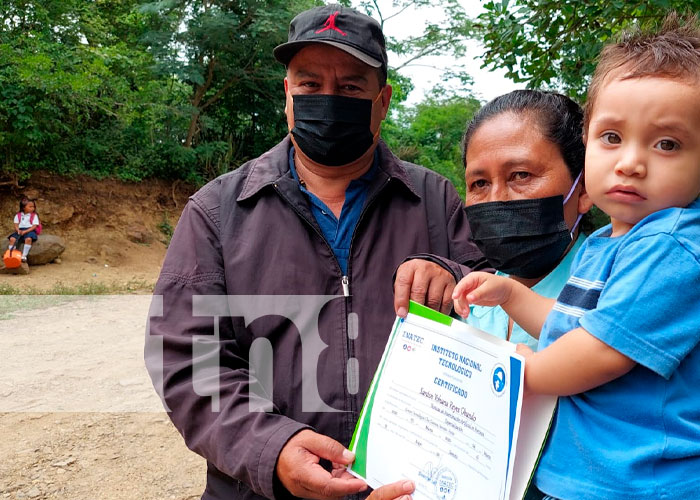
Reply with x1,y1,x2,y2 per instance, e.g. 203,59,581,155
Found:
275,176,393,441
343,176,392,416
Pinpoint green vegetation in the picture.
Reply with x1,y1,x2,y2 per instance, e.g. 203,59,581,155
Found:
157,211,174,246
477,0,700,98
384,88,481,198
0,279,153,295
1,0,680,196
0,0,320,184
0,0,476,189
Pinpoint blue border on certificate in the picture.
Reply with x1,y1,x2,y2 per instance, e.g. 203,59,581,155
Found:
505,356,523,486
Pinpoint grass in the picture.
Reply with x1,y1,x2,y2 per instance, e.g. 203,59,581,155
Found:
0,278,154,296
0,279,155,320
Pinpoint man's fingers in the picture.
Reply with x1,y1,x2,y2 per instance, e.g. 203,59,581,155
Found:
395,261,457,317
367,480,415,500
278,431,367,499
297,466,367,499
440,281,456,315
408,273,428,305
394,264,416,317
304,432,355,465
425,276,445,312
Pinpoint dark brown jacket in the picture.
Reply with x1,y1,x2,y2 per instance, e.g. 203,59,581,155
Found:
146,137,486,499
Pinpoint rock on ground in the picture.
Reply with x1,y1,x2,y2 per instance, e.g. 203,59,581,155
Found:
26,234,66,265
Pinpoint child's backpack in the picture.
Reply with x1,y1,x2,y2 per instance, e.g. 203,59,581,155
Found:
17,212,42,235
3,245,22,269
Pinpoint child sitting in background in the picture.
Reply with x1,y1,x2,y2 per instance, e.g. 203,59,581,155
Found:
453,14,700,500
8,197,40,262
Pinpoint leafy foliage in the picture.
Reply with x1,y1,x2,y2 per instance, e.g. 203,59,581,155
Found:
359,0,474,87
138,0,319,160
0,0,477,187
477,0,700,98
0,0,191,182
383,87,481,198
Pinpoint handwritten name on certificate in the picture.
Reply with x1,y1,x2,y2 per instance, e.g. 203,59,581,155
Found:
349,301,554,500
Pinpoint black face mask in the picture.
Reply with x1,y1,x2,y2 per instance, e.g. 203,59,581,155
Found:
291,94,375,166
464,195,574,279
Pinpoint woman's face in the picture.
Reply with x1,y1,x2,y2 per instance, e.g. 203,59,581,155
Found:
464,112,589,229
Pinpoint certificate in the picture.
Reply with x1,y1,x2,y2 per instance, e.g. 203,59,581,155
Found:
349,301,556,500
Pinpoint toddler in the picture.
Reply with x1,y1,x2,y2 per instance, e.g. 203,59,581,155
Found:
453,15,700,500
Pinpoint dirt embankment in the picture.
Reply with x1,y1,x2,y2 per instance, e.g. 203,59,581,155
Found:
1,173,209,499
0,172,195,290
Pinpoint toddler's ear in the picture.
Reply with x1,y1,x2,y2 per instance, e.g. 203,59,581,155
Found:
578,178,593,215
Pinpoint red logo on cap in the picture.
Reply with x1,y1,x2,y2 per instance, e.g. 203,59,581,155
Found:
315,11,347,36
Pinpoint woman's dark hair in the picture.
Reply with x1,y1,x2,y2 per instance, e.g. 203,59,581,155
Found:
461,90,585,180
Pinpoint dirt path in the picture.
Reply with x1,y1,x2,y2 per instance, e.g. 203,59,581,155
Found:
0,296,206,499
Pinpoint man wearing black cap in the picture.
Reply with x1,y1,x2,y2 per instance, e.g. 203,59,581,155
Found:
147,4,485,500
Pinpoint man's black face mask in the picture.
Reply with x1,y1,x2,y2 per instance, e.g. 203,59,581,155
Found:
291,93,376,166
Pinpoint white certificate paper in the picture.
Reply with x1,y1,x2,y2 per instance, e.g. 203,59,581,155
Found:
349,301,555,500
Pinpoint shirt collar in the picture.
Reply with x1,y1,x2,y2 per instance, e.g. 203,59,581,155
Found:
237,136,421,202
288,146,378,191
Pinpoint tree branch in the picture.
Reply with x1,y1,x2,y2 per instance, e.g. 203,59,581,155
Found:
392,37,467,71
383,1,418,24
200,75,240,110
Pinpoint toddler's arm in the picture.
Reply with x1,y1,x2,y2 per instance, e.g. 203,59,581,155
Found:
516,328,636,396
452,271,555,338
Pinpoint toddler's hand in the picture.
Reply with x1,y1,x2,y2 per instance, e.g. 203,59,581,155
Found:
451,272,514,318
515,343,534,360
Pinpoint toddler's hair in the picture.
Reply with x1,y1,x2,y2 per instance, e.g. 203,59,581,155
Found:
584,12,700,130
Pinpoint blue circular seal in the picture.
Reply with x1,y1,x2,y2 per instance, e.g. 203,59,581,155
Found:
434,467,457,500
491,364,506,396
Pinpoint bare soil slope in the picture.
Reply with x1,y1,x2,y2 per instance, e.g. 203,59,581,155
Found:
1,172,193,290
1,174,208,500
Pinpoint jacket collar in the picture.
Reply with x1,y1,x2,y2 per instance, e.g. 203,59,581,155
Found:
237,135,420,202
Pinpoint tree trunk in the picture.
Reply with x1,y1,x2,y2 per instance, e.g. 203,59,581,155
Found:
184,111,200,148
184,57,217,148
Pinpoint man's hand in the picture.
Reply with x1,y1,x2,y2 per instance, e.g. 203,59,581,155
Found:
394,260,456,317
276,430,367,500
367,480,415,500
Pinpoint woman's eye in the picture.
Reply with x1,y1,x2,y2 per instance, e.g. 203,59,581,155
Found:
601,132,621,145
470,179,488,190
655,139,679,152
511,171,530,181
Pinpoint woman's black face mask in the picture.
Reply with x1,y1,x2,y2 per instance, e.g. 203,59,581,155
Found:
464,174,583,279
465,196,572,279
291,93,376,166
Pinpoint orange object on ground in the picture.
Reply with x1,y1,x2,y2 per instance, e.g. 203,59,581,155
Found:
3,248,22,268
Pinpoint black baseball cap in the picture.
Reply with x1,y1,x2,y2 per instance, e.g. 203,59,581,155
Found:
273,4,388,78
